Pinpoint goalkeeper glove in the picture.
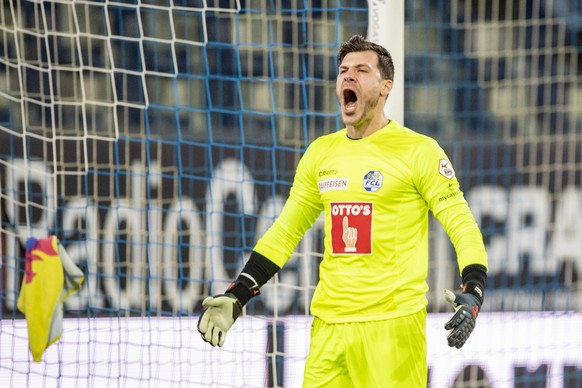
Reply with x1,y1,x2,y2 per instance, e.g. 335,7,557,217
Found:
197,252,279,347
444,289,481,349
197,293,242,347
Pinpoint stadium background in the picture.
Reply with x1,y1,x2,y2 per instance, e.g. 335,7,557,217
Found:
0,0,581,387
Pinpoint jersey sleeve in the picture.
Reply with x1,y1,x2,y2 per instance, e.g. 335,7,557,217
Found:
413,139,488,274
253,143,324,268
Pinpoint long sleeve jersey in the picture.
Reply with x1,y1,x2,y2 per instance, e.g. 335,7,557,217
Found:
254,120,488,323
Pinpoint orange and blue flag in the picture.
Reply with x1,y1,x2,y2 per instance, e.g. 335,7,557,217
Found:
17,236,84,362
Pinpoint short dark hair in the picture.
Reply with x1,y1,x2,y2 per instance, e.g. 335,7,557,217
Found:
337,35,395,81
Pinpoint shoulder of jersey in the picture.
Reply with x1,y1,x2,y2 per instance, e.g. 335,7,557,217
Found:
310,130,345,148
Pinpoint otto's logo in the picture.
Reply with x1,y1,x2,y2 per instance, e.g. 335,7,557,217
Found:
330,203,372,216
330,202,372,255
362,170,383,192
439,159,455,179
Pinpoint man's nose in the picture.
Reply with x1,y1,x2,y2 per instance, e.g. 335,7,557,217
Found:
343,70,356,81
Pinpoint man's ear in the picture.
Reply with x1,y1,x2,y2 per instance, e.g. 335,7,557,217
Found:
381,79,393,97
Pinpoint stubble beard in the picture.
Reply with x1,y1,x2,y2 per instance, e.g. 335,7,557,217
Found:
342,95,380,129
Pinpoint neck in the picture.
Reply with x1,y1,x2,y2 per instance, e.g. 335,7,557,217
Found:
346,116,390,139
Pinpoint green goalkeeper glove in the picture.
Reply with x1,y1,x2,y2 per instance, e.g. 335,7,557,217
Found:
444,289,481,349
197,294,242,347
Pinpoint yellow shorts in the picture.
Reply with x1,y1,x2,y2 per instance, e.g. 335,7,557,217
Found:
303,309,428,388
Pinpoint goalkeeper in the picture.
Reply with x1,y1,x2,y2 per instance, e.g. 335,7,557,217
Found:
198,35,488,387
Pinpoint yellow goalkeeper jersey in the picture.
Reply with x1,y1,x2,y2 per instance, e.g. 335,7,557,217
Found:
254,120,488,323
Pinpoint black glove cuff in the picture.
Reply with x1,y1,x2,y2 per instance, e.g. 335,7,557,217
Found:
462,281,484,305
461,264,487,305
224,251,281,306
225,276,259,307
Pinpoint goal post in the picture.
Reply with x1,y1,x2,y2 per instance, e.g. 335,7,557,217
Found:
367,0,405,124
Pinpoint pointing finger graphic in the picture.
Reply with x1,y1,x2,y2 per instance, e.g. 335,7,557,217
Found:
342,216,357,252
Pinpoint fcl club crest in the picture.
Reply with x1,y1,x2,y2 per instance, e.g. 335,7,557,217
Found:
362,170,383,192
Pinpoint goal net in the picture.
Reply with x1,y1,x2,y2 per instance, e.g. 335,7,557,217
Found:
0,1,581,387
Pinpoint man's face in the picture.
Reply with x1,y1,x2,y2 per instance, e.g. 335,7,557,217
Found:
336,50,391,127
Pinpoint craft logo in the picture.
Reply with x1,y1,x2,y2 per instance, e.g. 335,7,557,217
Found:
439,159,455,179
362,170,383,192
318,169,338,177
330,202,372,254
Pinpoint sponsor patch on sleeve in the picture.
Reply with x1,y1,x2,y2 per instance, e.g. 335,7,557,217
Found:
439,159,455,179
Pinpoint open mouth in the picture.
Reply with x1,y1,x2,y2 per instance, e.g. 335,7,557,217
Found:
343,89,358,112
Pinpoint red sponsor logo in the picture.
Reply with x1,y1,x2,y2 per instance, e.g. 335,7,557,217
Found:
330,202,372,254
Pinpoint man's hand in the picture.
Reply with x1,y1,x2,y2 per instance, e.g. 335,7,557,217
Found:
444,289,481,348
197,294,242,347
